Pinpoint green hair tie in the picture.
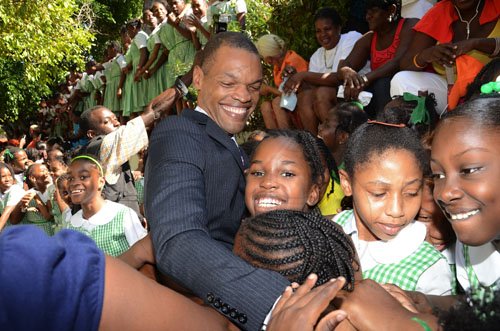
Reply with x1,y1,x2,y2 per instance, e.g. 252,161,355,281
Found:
71,155,104,177
350,101,364,111
3,149,14,160
403,92,430,125
480,81,500,94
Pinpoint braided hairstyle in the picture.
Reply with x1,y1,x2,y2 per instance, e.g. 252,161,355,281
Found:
261,130,325,188
316,137,338,198
235,209,358,290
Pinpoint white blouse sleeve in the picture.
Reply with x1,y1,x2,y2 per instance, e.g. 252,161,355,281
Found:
134,31,148,49
123,208,147,246
415,258,453,295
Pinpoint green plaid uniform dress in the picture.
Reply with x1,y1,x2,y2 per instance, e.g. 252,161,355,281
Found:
22,198,54,236
67,209,130,257
335,210,446,291
134,178,144,205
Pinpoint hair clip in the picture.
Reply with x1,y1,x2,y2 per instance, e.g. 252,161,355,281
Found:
403,92,430,125
367,120,406,128
480,81,500,94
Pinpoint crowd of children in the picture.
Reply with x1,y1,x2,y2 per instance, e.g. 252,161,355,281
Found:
0,0,499,330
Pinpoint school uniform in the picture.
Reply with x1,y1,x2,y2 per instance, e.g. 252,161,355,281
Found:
456,240,500,291
67,200,147,256
334,210,453,294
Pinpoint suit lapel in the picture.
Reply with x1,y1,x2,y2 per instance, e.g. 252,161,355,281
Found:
182,109,246,172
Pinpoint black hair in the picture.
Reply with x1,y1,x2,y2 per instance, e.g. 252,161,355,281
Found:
439,281,500,331
0,162,15,178
24,163,45,189
119,25,128,35
464,58,500,102
366,0,402,21
106,40,122,53
316,137,338,198
344,122,427,178
378,93,438,138
200,32,260,72
79,105,106,134
25,148,41,162
236,209,357,290
126,18,142,29
3,147,24,165
314,7,342,27
260,130,325,188
335,102,369,135
437,94,500,130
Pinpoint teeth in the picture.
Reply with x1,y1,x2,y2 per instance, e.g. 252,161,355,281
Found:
71,189,84,194
223,105,246,115
449,209,479,220
256,198,282,207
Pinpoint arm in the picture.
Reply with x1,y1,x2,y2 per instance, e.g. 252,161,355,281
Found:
149,49,169,76
0,205,21,231
134,47,149,82
145,120,289,331
400,31,456,70
142,43,161,76
283,71,342,94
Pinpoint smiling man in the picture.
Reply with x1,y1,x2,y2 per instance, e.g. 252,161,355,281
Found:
145,32,289,331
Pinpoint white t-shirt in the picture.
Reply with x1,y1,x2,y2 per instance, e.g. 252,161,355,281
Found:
309,31,369,74
207,0,247,26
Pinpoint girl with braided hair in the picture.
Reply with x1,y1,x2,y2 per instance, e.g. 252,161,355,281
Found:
245,129,326,216
234,209,360,290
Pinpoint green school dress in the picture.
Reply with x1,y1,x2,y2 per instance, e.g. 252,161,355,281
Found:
103,55,125,113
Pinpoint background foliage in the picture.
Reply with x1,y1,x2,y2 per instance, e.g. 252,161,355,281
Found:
0,0,350,132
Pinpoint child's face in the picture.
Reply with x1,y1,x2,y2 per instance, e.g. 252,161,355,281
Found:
50,161,68,181
341,149,423,241
318,111,341,153
30,164,53,192
0,167,13,193
245,137,320,216
57,179,72,205
417,181,455,251
68,160,105,206
431,118,500,246
11,150,29,173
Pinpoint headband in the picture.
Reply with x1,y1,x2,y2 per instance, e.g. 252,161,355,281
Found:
71,155,104,176
403,92,430,125
350,101,364,111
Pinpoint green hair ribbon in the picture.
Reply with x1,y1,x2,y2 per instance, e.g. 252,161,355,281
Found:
403,92,430,125
3,149,14,161
480,81,500,94
350,101,364,111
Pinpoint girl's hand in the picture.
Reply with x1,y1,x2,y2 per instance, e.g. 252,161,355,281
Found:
122,67,130,75
21,190,37,209
117,88,122,99
267,274,347,331
167,12,177,25
338,67,364,101
381,284,433,314
283,72,304,94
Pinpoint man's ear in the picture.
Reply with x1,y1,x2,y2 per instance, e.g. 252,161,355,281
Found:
337,131,349,146
339,169,353,197
192,65,204,91
306,184,321,208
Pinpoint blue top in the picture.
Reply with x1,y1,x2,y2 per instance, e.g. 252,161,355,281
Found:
0,226,105,331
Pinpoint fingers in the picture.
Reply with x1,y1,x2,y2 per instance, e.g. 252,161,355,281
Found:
316,309,348,331
381,284,419,313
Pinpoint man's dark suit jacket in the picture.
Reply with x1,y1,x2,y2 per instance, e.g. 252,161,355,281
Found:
145,109,289,331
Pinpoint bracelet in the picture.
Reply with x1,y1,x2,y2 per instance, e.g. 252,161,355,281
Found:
410,317,432,331
413,53,426,69
361,74,369,85
491,37,500,57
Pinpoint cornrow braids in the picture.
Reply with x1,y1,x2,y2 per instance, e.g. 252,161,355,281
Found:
236,208,357,291
264,130,325,187
316,137,338,198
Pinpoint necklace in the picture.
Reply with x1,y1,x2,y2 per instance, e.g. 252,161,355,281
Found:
323,44,339,71
454,0,481,40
